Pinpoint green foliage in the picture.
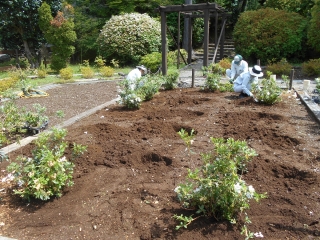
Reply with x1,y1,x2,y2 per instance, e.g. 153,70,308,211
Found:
0,77,19,93
137,75,163,101
316,78,320,92
252,76,282,105
218,58,231,71
0,102,49,145
94,55,106,68
202,72,221,92
59,67,74,80
81,66,95,79
37,69,47,78
174,137,266,237
266,58,292,76
233,8,307,64
97,13,161,65
39,3,77,72
162,71,179,90
99,66,115,78
264,0,314,17
140,52,162,73
307,0,320,52
302,59,320,77
7,128,87,201
0,0,61,67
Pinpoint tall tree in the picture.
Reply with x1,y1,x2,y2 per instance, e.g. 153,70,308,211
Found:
39,2,77,71
0,0,61,67
307,0,320,53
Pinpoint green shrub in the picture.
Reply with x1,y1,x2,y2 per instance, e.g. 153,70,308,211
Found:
252,77,282,105
0,77,19,93
7,128,86,201
162,71,179,90
233,8,307,64
37,69,47,79
97,13,162,65
137,75,163,101
140,52,162,73
202,72,221,92
174,137,266,238
94,55,106,68
81,66,94,79
266,58,292,76
302,59,320,77
218,58,231,70
99,66,114,78
59,67,73,80
307,0,320,52
168,49,188,65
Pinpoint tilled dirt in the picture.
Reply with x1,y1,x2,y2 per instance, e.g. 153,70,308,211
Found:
0,83,320,240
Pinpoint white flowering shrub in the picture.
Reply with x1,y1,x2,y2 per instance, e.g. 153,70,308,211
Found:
6,128,87,201
174,137,267,238
97,13,161,65
252,77,282,105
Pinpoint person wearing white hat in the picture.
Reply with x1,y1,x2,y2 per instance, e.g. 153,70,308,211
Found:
126,65,147,90
233,65,263,98
226,54,249,83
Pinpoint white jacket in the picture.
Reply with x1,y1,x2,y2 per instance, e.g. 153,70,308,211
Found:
233,71,259,96
126,68,142,90
227,60,249,80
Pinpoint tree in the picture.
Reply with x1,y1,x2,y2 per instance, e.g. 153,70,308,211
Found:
0,0,61,67
233,8,307,64
39,2,77,72
307,0,320,53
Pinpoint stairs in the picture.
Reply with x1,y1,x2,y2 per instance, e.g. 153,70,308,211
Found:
193,39,235,61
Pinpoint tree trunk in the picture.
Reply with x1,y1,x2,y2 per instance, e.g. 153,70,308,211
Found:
22,39,38,68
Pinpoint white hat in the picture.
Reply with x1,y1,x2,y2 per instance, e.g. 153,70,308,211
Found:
249,65,263,77
136,65,147,72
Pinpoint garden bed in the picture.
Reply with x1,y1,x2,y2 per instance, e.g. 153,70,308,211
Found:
0,87,320,239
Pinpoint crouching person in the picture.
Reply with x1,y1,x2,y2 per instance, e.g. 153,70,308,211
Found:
233,65,263,99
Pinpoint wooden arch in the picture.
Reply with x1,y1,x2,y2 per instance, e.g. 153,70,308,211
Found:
157,2,231,75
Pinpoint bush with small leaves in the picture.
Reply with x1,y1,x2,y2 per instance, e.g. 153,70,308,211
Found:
7,128,87,201
252,77,282,105
302,59,320,77
99,66,114,78
266,58,292,76
59,67,73,80
97,13,161,65
81,66,94,79
174,137,266,238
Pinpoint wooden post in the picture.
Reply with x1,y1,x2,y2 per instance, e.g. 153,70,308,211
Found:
289,69,294,90
161,11,167,76
192,68,195,88
177,12,181,69
203,9,210,67
187,15,192,64
257,59,260,66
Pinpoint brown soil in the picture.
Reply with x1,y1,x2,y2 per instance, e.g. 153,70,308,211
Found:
1,81,320,240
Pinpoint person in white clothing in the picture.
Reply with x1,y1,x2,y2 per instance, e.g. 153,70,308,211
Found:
226,54,249,83
233,65,263,99
126,65,147,90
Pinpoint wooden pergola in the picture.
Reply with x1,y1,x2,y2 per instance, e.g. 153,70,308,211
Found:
157,2,231,75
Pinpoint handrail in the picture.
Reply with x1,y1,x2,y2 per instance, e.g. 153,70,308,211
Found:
212,17,227,63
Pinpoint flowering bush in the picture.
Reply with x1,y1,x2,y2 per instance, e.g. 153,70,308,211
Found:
174,137,266,238
97,13,161,65
252,76,282,105
6,128,86,201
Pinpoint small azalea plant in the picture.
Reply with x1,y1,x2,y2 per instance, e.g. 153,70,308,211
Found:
173,137,267,239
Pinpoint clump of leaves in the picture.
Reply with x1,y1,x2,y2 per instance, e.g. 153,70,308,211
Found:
173,137,267,239
94,55,106,68
252,76,282,105
99,66,114,78
202,72,221,92
59,67,73,80
302,59,320,77
162,71,179,90
7,128,87,201
266,58,292,76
